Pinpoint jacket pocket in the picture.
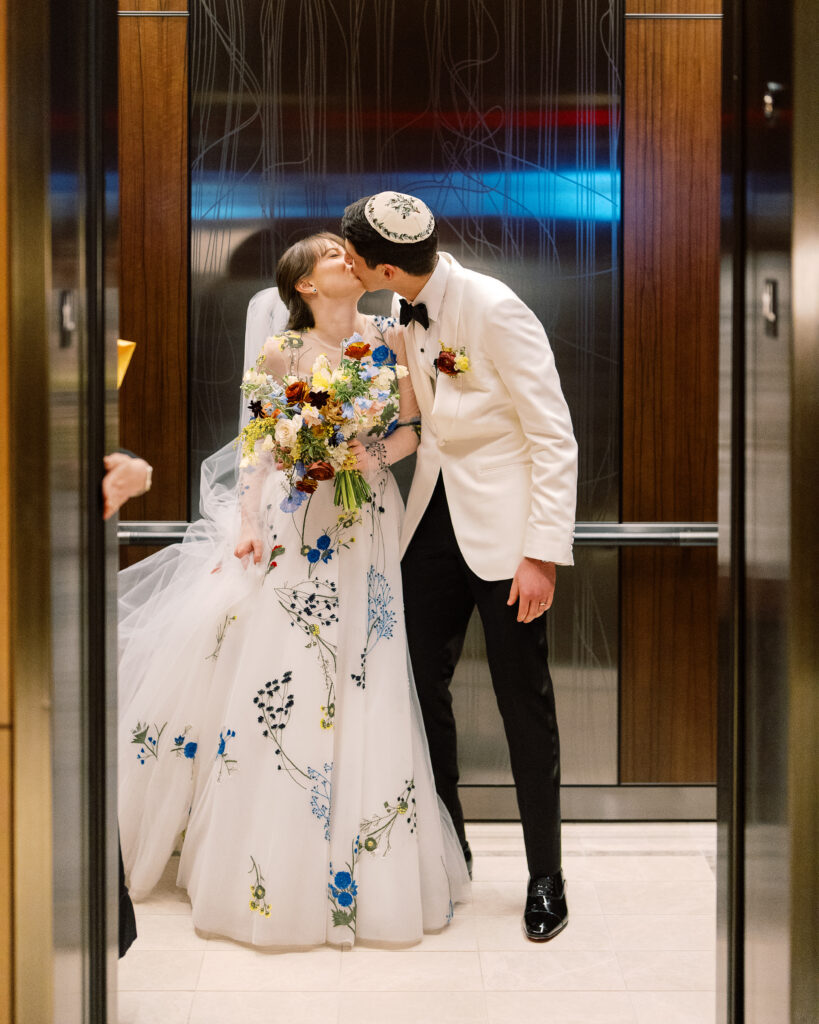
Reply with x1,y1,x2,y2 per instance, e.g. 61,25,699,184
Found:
477,457,532,475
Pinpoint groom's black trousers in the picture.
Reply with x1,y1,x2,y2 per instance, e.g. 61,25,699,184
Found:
402,474,562,879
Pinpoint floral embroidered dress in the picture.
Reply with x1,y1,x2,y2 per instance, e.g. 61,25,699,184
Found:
117,316,469,947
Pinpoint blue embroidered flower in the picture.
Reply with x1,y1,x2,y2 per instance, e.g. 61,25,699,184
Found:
306,548,321,564
173,734,185,746
334,870,352,889
316,535,331,551
371,344,396,367
217,734,226,756
281,488,308,513
184,742,197,759
337,891,353,907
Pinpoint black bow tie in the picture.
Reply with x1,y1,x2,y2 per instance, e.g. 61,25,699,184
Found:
398,298,430,330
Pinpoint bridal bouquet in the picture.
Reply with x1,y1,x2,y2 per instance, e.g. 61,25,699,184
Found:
239,334,408,512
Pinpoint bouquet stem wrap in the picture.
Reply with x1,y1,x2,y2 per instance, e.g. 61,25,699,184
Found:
334,469,371,512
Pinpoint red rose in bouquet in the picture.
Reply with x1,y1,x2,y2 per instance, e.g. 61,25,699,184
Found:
306,460,335,481
285,380,310,403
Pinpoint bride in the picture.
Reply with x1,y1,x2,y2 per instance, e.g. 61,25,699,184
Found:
117,232,469,948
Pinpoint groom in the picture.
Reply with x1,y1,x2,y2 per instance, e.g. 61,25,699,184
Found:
341,192,578,942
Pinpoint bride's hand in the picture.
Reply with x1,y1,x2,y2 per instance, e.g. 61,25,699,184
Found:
234,532,263,564
347,438,373,475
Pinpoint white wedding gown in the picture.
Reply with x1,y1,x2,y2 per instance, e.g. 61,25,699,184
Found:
117,316,469,948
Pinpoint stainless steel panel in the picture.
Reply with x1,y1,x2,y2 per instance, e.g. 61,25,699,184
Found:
188,1,623,798
462,785,717,821
453,547,618,786
49,0,120,1020
719,0,795,1020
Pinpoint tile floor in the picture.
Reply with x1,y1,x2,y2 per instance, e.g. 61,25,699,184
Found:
119,822,717,1024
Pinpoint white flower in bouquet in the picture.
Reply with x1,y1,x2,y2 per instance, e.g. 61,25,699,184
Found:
275,417,299,447
301,404,322,427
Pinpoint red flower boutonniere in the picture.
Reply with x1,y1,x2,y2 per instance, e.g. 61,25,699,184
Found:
433,342,470,376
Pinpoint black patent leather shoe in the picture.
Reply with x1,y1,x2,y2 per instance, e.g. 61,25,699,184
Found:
462,841,473,880
522,871,568,942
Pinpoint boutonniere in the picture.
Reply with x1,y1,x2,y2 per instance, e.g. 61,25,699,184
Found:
433,342,470,376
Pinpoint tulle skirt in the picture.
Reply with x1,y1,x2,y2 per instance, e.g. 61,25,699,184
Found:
118,447,469,947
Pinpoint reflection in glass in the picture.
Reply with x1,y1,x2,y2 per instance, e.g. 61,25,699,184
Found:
190,0,621,785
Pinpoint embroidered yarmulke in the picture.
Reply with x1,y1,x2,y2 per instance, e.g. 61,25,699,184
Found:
364,192,435,243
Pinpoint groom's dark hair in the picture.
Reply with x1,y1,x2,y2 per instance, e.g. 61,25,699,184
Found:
341,196,439,276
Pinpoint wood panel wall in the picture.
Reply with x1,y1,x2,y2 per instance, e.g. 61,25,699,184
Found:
620,1,721,782
118,0,189,541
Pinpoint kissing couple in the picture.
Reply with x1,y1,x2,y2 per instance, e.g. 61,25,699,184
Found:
118,191,578,948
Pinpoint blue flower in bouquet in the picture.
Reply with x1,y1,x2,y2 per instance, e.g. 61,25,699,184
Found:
359,362,380,381
341,401,355,420
355,397,374,412
294,460,305,478
329,426,345,447
371,344,396,367
280,487,308,513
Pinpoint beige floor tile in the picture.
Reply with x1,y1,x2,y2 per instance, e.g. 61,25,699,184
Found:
480,950,626,991
564,854,713,883
605,914,715,951
471,855,530,883
399,910,478,951
485,990,636,1024
617,950,716,991
477,913,612,953
339,950,484,991
118,950,204,991
595,880,715,917
338,990,488,1023
117,990,195,1024
631,990,717,1023
188,990,340,1023
130,914,211,951
472,879,601,917
196,947,342,991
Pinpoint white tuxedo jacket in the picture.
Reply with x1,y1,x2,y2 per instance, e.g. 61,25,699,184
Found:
394,253,578,581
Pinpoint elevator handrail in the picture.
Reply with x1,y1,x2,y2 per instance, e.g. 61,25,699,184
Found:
117,520,719,547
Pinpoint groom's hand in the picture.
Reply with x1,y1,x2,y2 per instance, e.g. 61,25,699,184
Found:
508,558,556,623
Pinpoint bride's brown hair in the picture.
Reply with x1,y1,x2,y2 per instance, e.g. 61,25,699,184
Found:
275,232,345,331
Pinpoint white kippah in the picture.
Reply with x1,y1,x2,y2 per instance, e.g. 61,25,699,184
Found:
364,191,435,243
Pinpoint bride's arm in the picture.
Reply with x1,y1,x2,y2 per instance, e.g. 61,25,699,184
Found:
349,325,420,473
